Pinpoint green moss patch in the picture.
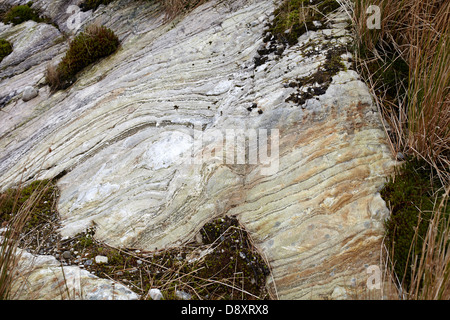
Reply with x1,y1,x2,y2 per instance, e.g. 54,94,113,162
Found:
381,158,449,289
255,0,346,107
0,39,13,63
267,0,340,46
256,0,340,68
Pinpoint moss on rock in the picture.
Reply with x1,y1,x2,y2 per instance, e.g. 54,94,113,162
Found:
285,45,348,107
267,0,340,46
381,158,449,289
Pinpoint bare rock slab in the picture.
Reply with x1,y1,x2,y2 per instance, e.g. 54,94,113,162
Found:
0,0,395,299
11,249,139,300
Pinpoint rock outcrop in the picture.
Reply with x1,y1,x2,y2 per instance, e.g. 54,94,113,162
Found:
10,248,139,300
0,0,395,299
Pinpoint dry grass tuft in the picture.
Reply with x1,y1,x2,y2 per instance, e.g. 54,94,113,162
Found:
156,0,210,20
340,0,449,184
0,179,53,299
338,0,450,299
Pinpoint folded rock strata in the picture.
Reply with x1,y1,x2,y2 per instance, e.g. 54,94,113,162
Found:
0,0,395,299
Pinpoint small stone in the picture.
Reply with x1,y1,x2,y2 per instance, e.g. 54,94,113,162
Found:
396,152,405,161
195,232,203,245
62,251,71,260
175,290,192,300
22,86,38,102
148,288,163,300
95,255,108,264
313,20,323,28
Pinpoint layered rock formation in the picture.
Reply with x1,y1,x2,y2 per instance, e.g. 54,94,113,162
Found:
10,248,139,300
0,0,395,299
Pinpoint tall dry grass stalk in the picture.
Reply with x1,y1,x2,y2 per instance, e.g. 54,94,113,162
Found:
0,179,51,299
381,187,450,300
408,186,450,299
406,7,450,182
340,0,450,184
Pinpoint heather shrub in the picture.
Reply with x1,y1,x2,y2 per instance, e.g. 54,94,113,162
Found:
0,39,12,63
80,0,115,12
46,24,120,91
2,3,42,25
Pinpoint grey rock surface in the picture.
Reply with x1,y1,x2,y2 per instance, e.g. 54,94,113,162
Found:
10,248,139,300
0,0,395,299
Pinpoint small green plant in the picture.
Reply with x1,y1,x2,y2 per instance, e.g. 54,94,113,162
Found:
46,24,120,91
0,39,12,63
2,3,43,25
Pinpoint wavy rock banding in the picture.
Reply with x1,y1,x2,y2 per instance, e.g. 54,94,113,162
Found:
0,0,395,299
